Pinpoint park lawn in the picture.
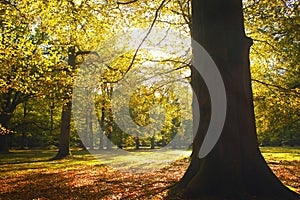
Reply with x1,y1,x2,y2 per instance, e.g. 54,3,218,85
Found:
259,147,300,193
0,149,189,200
0,147,299,200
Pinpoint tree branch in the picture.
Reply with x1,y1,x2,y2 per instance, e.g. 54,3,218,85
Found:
117,0,138,5
75,50,99,57
252,79,300,95
121,0,169,79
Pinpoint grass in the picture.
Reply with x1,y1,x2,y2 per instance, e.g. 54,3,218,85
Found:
260,146,300,162
260,146,300,193
0,147,299,199
0,149,190,199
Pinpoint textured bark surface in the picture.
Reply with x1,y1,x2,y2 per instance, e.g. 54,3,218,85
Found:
169,0,300,199
52,46,75,160
52,101,72,160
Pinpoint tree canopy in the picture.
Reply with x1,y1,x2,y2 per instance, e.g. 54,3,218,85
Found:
0,0,299,199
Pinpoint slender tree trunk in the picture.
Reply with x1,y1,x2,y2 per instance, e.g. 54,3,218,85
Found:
117,129,123,149
89,110,94,150
0,135,9,153
135,136,140,150
106,86,114,150
170,0,300,199
53,101,72,159
99,107,105,150
20,101,27,150
150,136,155,149
106,132,112,150
52,46,75,160
0,114,12,154
49,100,54,137
20,132,26,150
99,130,104,150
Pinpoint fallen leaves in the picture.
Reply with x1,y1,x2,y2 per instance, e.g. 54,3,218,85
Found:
0,151,299,199
268,160,300,193
0,157,189,200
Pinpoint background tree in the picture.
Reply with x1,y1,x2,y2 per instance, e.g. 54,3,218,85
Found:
9,97,61,149
244,0,300,146
0,0,59,153
37,0,118,159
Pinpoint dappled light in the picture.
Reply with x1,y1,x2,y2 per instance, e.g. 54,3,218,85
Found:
0,149,299,199
0,150,189,199
0,0,299,199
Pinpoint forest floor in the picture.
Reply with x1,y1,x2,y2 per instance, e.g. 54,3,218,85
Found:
0,147,299,200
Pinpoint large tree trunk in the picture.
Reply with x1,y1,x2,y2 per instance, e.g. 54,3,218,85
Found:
170,0,300,199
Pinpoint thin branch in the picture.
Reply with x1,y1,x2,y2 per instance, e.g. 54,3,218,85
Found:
102,0,169,84
144,58,191,66
291,83,300,89
32,121,58,131
252,38,278,52
3,0,22,15
176,0,191,30
156,19,187,25
252,79,300,95
116,0,138,5
121,0,169,78
76,50,99,56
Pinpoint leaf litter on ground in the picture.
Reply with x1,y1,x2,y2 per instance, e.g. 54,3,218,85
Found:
0,149,299,199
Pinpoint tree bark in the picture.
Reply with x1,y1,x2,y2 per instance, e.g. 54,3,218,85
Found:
150,136,155,149
106,132,112,150
20,101,27,150
52,46,75,160
99,107,105,150
52,101,72,159
49,100,54,138
0,113,12,154
135,136,140,150
170,0,300,199
89,110,94,150
0,134,9,153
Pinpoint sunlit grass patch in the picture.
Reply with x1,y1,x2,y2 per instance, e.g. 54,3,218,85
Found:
260,146,300,162
260,146,300,193
90,149,191,173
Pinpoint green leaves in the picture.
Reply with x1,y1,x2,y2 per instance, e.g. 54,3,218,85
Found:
244,0,300,144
